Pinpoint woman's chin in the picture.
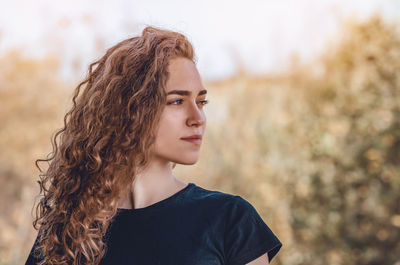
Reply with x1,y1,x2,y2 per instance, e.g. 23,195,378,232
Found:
173,157,199,166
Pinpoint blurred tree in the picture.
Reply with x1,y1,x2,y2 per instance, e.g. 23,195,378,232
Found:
0,50,69,265
200,14,400,265
286,15,400,265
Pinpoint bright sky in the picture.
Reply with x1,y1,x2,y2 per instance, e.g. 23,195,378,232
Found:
0,0,398,81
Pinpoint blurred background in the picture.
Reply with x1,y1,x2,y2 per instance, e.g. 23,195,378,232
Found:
1,0,400,264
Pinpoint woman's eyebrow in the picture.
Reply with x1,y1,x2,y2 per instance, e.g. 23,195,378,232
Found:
167,89,207,96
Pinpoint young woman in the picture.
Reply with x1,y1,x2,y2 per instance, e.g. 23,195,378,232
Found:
25,25,282,265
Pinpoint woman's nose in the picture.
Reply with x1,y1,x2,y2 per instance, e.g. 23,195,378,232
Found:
186,103,206,127
187,116,205,127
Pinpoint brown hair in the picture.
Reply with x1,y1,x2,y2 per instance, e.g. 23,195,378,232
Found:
31,25,195,265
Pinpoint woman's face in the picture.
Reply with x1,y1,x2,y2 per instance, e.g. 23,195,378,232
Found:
153,57,207,165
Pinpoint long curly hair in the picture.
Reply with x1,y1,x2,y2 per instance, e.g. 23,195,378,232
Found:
30,25,195,265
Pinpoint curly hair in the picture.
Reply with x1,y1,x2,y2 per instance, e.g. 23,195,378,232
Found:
30,25,195,265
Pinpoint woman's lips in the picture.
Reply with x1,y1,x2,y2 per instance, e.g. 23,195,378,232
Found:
181,138,201,145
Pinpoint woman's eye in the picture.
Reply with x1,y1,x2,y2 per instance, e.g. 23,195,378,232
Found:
167,99,210,106
169,99,184,105
199,99,209,105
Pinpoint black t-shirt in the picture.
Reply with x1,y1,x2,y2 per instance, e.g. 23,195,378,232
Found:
25,182,282,265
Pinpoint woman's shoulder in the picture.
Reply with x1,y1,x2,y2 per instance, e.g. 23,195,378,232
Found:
188,183,240,204
187,183,254,214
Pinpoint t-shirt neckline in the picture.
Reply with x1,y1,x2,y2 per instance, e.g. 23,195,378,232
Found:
116,182,195,214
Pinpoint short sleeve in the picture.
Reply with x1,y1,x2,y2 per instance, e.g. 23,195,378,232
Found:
224,195,282,265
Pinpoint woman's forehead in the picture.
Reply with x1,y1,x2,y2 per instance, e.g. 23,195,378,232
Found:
166,59,202,88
